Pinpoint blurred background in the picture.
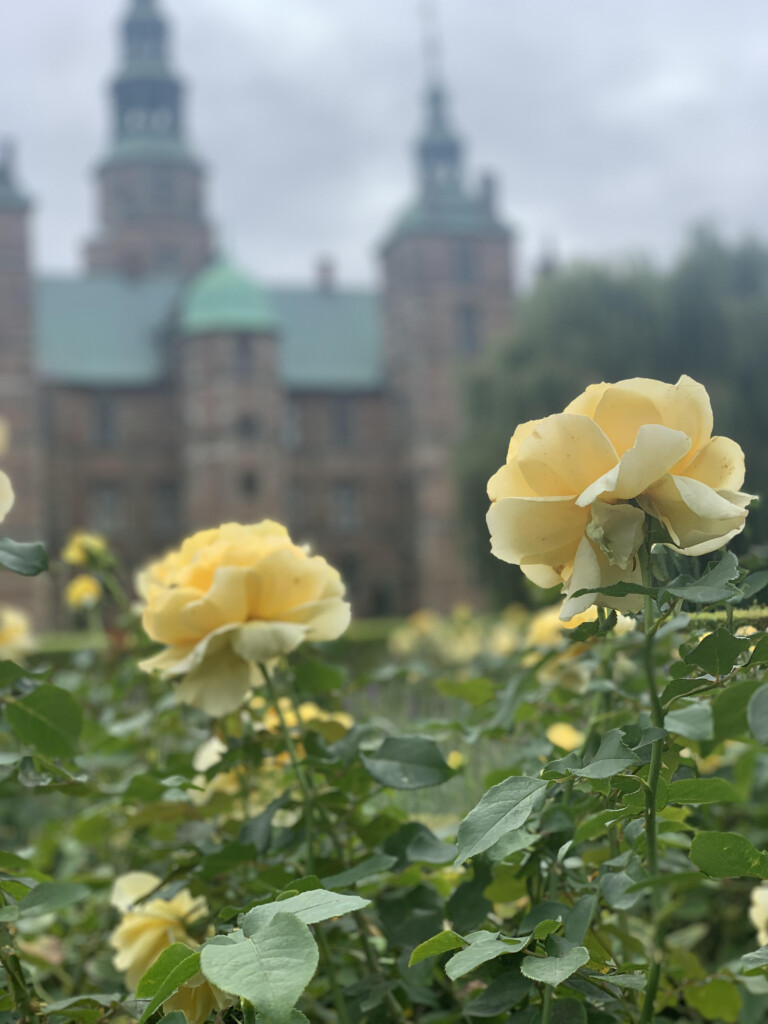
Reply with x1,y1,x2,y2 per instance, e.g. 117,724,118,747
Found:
0,0,767,624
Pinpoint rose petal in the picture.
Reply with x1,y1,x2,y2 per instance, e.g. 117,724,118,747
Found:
231,620,308,663
487,419,543,500
516,413,618,497
487,495,587,569
640,474,751,555
586,501,645,570
520,563,563,588
110,872,161,912
0,471,14,524
561,534,644,620
577,424,691,506
684,435,746,492
174,643,254,716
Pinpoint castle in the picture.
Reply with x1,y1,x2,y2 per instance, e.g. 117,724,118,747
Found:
0,0,513,621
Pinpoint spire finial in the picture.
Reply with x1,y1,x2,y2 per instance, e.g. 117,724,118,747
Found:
420,0,444,87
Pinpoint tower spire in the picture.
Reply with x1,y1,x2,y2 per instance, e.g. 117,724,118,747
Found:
420,0,444,88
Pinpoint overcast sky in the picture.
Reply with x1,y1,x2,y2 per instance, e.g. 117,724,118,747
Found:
3,1,768,286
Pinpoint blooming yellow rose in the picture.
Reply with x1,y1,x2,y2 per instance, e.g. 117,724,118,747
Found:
137,521,351,716
546,722,585,752
64,574,103,611
61,531,108,566
109,872,230,1024
750,883,768,946
488,375,753,619
0,606,32,660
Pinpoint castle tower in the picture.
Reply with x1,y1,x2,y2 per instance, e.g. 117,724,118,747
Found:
0,145,47,617
177,262,285,532
381,71,513,611
85,0,213,277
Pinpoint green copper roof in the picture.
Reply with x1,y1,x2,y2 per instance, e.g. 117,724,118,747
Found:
36,276,180,385
272,287,381,391
35,273,382,392
101,136,198,168
180,261,278,335
383,194,508,248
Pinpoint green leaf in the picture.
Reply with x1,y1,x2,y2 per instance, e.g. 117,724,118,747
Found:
690,831,768,879
683,628,753,676
712,678,764,743
464,971,533,1017
569,581,655,600
0,537,48,576
667,777,738,804
666,552,741,604
292,660,345,697
137,950,200,1024
360,736,454,789
321,853,397,889
664,700,713,741
384,823,455,868
574,807,631,843
435,677,495,707
570,730,639,779
17,882,90,917
661,676,709,709
6,684,83,758
136,943,199,999
747,634,768,666
201,914,318,1024
564,895,597,944
444,932,530,980
43,995,121,1013
408,930,465,966
740,945,768,975
600,872,642,910
520,943,589,987
242,890,370,935
748,684,768,744
683,978,742,1022
735,569,768,603
455,776,548,863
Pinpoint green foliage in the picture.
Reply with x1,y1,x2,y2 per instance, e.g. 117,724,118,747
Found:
0,536,48,576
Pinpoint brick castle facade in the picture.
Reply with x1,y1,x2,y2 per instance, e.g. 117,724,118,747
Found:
0,0,513,622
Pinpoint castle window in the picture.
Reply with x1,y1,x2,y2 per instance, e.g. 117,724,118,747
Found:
454,241,475,283
124,108,147,135
93,395,117,448
150,108,173,135
240,470,260,497
88,481,124,535
330,398,353,448
153,481,179,536
236,335,253,375
457,303,480,355
332,480,360,532
237,415,260,440
284,403,303,450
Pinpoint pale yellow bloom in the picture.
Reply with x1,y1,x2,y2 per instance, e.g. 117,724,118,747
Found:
488,375,752,619
137,521,351,716
546,722,585,751
64,574,103,610
526,603,634,649
251,695,354,742
447,750,467,770
749,884,768,946
61,531,108,566
109,872,231,1024
0,606,32,660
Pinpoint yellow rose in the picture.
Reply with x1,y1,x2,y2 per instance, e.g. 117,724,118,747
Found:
61,531,108,566
749,883,768,946
488,375,753,620
137,521,351,716
64,574,103,611
526,603,635,649
0,606,32,660
546,722,585,751
109,872,230,1024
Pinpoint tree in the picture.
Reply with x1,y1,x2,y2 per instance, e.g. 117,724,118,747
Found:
458,228,768,606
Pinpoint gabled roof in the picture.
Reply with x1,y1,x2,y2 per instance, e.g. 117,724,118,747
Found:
34,273,383,392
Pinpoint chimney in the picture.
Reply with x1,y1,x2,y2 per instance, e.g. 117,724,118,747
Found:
479,171,496,217
315,255,336,293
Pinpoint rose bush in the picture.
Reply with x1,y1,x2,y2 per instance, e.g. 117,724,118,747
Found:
487,374,753,618
137,520,351,715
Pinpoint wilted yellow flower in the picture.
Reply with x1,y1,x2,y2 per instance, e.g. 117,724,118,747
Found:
109,872,231,1024
0,606,32,660
488,375,753,620
546,722,585,751
64,574,103,611
61,531,108,566
137,521,351,717
749,884,768,946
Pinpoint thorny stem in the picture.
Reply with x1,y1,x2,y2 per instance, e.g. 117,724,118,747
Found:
638,541,664,1024
258,663,352,1024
